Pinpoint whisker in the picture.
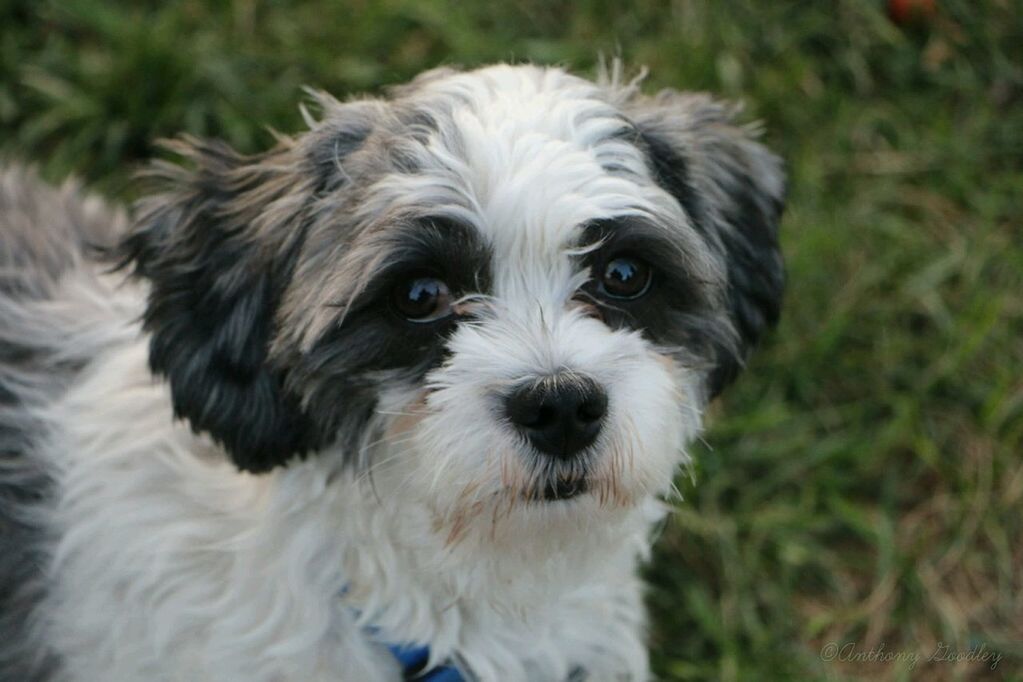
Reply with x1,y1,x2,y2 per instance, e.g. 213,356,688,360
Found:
375,409,424,418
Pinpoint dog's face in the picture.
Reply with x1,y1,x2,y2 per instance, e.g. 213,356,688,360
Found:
123,65,783,530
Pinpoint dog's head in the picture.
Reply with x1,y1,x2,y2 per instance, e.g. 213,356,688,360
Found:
122,64,783,529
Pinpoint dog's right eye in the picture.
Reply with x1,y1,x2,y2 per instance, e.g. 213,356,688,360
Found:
598,255,653,300
392,276,453,323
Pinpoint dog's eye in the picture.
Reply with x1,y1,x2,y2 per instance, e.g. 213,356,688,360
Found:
599,256,652,300
392,276,453,322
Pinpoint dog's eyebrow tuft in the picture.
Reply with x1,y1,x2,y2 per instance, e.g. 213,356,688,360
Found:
579,217,692,269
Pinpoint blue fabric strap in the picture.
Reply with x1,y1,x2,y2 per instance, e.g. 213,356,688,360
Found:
344,585,465,681
384,640,466,681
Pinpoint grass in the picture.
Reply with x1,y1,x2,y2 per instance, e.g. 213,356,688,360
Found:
2,0,1021,679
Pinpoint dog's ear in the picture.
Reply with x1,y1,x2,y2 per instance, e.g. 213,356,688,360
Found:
121,121,367,471
629,92,786,398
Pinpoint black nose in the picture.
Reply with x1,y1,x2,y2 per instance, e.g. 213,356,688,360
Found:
504,376,608,459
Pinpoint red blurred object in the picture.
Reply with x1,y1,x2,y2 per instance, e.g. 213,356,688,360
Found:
888,0,936,25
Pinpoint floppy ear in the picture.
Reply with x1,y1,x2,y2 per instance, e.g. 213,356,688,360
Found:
630,92,786,397
121,135,329,472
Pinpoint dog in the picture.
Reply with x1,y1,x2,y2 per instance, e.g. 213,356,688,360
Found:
0,63,784,681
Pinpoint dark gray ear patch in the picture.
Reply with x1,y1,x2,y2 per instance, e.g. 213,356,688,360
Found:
638,130,705,230
633,95,785,397
121,138,324,473
305,116,375,193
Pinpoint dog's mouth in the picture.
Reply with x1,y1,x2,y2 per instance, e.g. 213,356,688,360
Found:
530,477,588,502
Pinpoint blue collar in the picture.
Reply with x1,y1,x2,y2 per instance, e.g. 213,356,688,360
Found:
343,585,466,681
384,640,466,681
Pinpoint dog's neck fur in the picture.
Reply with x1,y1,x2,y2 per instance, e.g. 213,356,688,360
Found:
36,276,654,681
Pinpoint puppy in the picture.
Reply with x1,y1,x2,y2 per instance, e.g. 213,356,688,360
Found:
0,63,784,681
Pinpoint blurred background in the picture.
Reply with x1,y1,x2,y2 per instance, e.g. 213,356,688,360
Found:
1,0,1020,679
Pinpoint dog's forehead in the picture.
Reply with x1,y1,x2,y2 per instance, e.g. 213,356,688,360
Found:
396,66,663,252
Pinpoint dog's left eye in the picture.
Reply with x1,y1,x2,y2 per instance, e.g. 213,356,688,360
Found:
599,255,652,300
392,276,453,322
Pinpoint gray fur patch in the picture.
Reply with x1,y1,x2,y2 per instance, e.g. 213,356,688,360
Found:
0,165,127,680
